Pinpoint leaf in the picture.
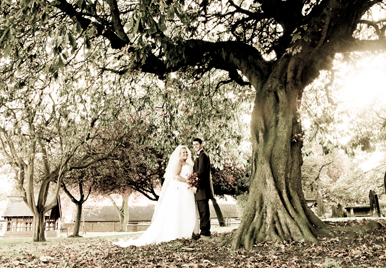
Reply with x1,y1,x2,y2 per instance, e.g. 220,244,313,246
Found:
41,12,49,24
175,8,186,24
77,0,84,9
167,6,175,19
0,28,10,45
68,32,76,48
22,0,32,7
133,18,141,34
85,36,91,49
57,56,65,70
75,22,83,34
40,256,55,263
148,22,157,35
4,45,11,57
159,16,167,32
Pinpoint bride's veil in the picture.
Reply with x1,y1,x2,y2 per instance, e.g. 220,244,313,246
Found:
152,145,193,222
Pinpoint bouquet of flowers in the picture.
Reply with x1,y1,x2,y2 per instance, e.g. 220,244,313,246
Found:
187,173,200,189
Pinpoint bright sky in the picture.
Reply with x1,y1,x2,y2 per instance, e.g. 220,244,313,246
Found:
333,53,386,171
336,54,386,108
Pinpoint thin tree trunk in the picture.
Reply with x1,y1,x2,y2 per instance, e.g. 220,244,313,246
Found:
33,212,46,242
211,198,225,227
62,181,92,237
109,193,130,232
72,202,83,236
119,194,130,232
384,172,386,194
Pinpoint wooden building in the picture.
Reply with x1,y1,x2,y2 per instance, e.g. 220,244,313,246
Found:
2,194,61,238
0,218,5,237
62,205,156,233
62,203,238,233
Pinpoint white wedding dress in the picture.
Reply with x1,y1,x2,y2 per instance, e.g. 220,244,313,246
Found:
114,165,198,247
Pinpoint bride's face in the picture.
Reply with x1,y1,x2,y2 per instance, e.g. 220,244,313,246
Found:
180,148,188,161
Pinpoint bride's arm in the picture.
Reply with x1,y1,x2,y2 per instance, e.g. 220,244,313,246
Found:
173,161,188,183
175,175,187,183
172,161,187,183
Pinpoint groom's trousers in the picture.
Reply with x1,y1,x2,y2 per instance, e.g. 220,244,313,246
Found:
197,199,211,236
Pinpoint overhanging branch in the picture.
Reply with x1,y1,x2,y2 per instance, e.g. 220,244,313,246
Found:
52,0,129,49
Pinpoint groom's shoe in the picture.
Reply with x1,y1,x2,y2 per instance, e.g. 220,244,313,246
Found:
192,233,201,240
200,231,211,237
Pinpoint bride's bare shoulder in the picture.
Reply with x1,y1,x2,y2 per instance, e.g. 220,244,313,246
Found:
180,161,192,167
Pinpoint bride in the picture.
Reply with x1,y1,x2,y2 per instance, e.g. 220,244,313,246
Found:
114,145,199,247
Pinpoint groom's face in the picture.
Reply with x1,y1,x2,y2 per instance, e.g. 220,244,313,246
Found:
193,141,203,152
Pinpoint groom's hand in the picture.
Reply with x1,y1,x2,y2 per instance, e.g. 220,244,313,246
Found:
192,187,197,194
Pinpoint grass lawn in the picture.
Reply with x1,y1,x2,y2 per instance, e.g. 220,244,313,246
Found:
1,221,386,267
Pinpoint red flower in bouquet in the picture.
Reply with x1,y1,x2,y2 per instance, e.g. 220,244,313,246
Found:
187,173,200,189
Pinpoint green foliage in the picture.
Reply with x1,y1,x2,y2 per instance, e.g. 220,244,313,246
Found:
3,0,386,245
331,154,385,205
300,53,386,209
133,70,252,169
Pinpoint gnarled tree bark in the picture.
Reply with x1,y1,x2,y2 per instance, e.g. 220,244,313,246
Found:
232,55,329,248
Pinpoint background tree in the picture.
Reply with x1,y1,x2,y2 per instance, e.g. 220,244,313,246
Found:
0,44,129,241
61,168,96,237
88,121,159,232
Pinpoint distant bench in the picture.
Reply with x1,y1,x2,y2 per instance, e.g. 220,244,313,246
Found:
345,205,372,217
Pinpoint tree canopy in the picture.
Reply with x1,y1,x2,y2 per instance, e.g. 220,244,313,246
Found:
2,0,386,248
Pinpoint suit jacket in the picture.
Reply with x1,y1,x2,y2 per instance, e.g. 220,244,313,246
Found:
193,150,213,201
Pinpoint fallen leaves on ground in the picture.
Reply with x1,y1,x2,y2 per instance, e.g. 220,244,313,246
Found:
1,220,386,267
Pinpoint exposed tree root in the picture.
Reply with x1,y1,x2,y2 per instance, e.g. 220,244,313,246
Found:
229,169,334,249
68,235,83,238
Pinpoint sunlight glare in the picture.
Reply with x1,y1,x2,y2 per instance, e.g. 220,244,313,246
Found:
337,55,386,108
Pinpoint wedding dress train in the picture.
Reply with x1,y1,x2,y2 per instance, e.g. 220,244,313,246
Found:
114,165,198,247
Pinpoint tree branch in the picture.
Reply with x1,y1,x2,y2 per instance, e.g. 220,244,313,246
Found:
108,0,129,42
51,0,129,49
37,135,50,176
61,181,80,204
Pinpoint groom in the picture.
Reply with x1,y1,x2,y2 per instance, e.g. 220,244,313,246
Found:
192,138,213,238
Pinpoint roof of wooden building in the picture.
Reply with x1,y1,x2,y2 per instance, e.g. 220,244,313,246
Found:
2,187,61,219
2,197,35,217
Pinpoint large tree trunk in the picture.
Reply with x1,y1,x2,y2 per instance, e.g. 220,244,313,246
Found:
33,212,46,242
72,202,83,236
232,58,328,249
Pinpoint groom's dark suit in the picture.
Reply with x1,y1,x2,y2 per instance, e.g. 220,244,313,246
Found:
194,149,213,236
